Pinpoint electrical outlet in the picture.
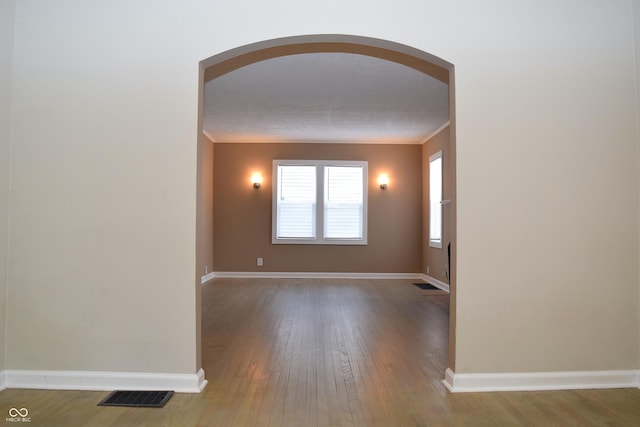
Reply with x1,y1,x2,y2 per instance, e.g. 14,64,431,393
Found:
257,257,263,267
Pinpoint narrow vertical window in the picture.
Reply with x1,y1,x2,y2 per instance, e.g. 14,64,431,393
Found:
429,151,443,248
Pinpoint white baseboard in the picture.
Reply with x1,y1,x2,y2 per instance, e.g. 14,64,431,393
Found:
201,271,216,285
210,271,425,280
0,368,207,393
418,274,450,292
443,368,640,392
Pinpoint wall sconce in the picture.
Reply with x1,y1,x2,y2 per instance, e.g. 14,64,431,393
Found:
251,173,263,189
378,173,389,190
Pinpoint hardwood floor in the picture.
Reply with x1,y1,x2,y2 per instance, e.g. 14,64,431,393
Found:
1,278,639,426
201,278,450,427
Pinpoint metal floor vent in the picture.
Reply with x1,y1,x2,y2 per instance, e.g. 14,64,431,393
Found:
413,283,439,290
98,390,174,408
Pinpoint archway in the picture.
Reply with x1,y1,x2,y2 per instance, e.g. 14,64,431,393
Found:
195,34,457,380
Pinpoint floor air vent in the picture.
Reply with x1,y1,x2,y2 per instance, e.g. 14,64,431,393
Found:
98,390,174,408
413,283,439,290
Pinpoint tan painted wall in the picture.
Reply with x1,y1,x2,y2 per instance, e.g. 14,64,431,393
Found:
3,0,638,378
197,136,215,279
212,143,422,273
0,0,16,371
422,127,452,284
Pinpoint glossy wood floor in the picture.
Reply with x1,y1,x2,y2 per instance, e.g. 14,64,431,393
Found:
1,278,639,426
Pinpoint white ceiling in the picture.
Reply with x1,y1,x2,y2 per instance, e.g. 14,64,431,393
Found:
203,52,449,144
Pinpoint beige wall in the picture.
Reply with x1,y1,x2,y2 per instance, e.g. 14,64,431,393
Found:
453,2,638,372
0,0,16,371
212,143,422,273
8,1,199,373
422,127,452,284
634,0,640,366
3,0,638,379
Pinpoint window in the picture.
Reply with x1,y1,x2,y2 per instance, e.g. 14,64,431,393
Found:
274,164,317,239
429,151,442,248
273,160,367,245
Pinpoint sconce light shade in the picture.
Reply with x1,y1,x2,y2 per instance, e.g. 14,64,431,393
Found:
378,173,389,190
251,173,263,189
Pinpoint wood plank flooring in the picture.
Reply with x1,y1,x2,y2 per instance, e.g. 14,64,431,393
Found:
1,278,639,426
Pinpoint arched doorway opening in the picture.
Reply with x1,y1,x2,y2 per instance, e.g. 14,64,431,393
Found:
195,34,457,380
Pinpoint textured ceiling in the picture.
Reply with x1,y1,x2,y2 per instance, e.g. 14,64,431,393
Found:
203,52,449,144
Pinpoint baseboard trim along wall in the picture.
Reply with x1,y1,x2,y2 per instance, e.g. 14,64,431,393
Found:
207,271,450,292
210,271,424,280
420,274,450,292
443,368,640,392
201,271,216,284
0,368,208,393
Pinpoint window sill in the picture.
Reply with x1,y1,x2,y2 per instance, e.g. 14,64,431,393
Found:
272,238,368,246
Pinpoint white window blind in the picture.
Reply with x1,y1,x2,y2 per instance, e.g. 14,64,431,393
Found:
272,160,368,245
429,151,443,248
276,165,316,239
324,166,364,239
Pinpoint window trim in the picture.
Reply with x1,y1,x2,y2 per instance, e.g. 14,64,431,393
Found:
272,159,368,245
429,151,443,249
